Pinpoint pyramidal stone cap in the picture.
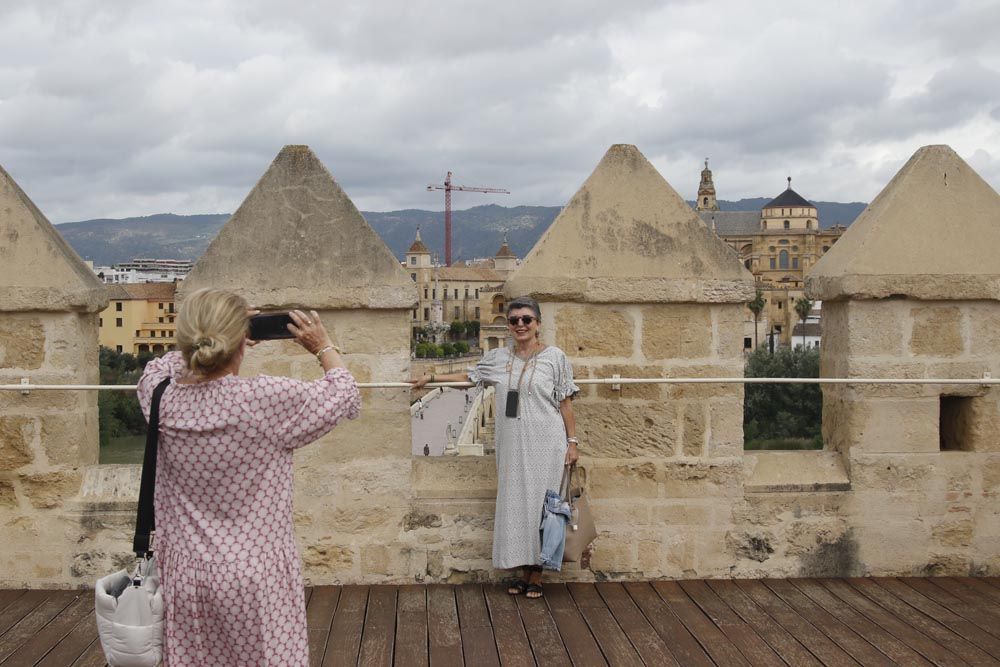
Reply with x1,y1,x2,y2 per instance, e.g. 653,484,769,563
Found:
181,145,415,309
808,145,1000,301
504,144,753,303
0,165,107,312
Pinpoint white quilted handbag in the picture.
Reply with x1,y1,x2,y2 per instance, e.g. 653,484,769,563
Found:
95,557,163,667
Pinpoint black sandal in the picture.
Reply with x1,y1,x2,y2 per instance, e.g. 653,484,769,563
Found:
525,583,544,599
506,579,528,595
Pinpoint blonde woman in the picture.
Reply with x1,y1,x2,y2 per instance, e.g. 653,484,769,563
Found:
136,288,359,666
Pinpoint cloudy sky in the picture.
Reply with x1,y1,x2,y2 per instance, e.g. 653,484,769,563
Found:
2,0,999,222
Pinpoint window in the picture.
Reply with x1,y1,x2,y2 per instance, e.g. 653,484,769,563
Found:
432,289,436,299
778,239,789,244
409,256,416,265
769,258,776,269
116,317,123,327
783,220,790,229
778,301,783,310
792,257,799,269
454,306,460,319
135,330,140,337
454,289,458,299
703,197,708,206
423,288,428,299
792,245,798,251
168,303,174,313
423,308,429,320
823,245,830,253
744,259,751,269
116,345,123,353
475,289,479,298
115,302,122,312
465,288,469,298
744,337,752,349
940,396,974,451
806,220,812,230
99,318,103,327
769,246,775,251
779,250,789,269
158,317,164,323
158,303,164,310
475,307,480,318
410,273,416,282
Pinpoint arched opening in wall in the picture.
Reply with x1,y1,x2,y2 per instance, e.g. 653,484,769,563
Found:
783,220,790,229
492,316,506,325
491,295,504,314
703,197,708,206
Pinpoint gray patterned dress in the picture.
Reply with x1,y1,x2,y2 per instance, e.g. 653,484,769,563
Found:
468,346,580,569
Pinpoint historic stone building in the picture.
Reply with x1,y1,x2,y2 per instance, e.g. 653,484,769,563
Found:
404,229,516,349
695,161,845,347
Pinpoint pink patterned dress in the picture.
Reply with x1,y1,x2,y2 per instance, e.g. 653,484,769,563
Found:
137,351,360,667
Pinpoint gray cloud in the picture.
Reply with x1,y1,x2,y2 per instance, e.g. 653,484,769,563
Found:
0,0,997,223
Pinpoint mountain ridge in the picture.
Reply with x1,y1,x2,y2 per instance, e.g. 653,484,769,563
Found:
56,200,866,266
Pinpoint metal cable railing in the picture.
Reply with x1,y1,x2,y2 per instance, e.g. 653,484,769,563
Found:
1,374,995,393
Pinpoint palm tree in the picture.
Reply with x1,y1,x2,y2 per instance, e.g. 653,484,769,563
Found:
794,296,814,350
747,288,766,350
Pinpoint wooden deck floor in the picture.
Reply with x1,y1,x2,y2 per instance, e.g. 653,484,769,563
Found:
1,577,999,666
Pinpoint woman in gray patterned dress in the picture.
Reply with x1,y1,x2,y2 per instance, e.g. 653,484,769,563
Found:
410,296,579,599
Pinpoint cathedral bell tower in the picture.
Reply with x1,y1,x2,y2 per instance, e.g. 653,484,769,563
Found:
696,158,720,212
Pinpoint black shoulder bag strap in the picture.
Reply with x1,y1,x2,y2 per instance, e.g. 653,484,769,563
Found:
133,377,171,558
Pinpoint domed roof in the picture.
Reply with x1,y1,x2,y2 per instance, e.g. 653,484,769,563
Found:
763,178,814,209
407,228,430,254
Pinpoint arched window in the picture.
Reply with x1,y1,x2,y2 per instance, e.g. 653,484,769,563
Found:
783,220,790,229
703,197,708,206
779,250,789,269
806,220,813,229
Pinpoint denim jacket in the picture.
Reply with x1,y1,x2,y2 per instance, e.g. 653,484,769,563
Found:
539,489,572,570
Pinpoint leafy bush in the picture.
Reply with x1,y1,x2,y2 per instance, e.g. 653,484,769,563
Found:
464,320,480,338
454,341,470,354
449,320,465,337
744,346,822,449
414,342,433,358
441,343,456,357
98,346,157,447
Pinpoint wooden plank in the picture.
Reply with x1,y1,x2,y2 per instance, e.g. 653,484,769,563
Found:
679,580,784,666
652,580,751,667
846,578,993,666
2,591,93,666
734,579,858,667
877,578,1000,658
427,585,463,667
566,583,643,667
395,585,428,667
819,578,962,667
935,577,1000,627
36,610,100,667
514,587,571,667
787,578,932,666
0,592,25,616
306,586,341,667
455,585,500,667
708,580,824,667
912,578,1000,640
0,589,46,637
0,589,78,663
483,585,534,667
596,582,679,666
984,577,1000,592
544,584,606,667
70,638,109,667
359,585,397,667
954,576,1000,606
323,585,368,667
763,579,888,665
623,582,713,667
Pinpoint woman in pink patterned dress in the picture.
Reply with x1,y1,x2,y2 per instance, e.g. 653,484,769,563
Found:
137,288,360,666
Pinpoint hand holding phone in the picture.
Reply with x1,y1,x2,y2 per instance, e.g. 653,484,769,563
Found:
248,312,295,340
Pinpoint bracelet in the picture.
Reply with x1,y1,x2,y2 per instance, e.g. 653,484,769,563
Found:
567,437,579,445
315,345,340,362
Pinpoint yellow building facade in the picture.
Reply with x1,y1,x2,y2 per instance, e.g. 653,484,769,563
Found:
98,282,178,355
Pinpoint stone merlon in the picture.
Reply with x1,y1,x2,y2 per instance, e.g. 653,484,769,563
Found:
181,145,415,309
0,165,108,313
808,145,1000,301
505,144,754,303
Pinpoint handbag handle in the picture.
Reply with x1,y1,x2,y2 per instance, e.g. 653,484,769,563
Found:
559,463,578,507
133,378,171,558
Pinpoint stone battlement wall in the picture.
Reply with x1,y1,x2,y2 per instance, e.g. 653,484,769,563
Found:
0,144,997,588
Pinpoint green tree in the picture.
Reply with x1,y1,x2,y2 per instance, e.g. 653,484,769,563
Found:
744,346,822,449
441,342,456,357
454,341,470,355
747,288,766,350
464,320,480,339
449,320,465,338
794,296,814,350
98,346,155,447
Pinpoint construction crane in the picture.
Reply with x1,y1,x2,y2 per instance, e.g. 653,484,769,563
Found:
427,171,510,266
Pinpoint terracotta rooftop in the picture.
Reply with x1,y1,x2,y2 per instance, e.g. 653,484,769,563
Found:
107,282,178,301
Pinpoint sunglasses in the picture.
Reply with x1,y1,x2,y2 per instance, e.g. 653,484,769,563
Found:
508,315,536,326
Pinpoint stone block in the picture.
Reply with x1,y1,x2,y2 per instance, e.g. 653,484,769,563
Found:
910,306,964,357
328,505,398,535
322,311,410,356
651,503,713,526
360,545,394,576
842,362,930,399
744,451,850,493
850,455,936,494
0,317,46,369
662,461,743,498
589,500,651,527
594,365,663,400
41,414,95,466
555,305,634,358
412,456,497,499
301,541,355,576
0,479,15,507
641,305,712,361
932,517,974,548
587,539,637,573
663,364,743,401
983,458,1000,493
969,304,1000,356
681,403,706,456
589,462,659,499
573,403,676,458
708,402,743,457
19,470,81,509
713,305,745,359
844,301,904,357
847,398,939,453
0,416,34,470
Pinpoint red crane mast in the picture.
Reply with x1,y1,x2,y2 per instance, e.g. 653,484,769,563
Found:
427,171,510,266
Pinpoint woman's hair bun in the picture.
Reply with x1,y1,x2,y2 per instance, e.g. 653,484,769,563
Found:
176,289,249,376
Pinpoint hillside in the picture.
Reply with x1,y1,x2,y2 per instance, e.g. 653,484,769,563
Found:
57,200,866,265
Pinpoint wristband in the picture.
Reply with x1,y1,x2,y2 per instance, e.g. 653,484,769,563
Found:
315,345,340,362
567,437,579,445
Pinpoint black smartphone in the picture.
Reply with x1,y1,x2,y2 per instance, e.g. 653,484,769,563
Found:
504,390,520,418
248,312,295,340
